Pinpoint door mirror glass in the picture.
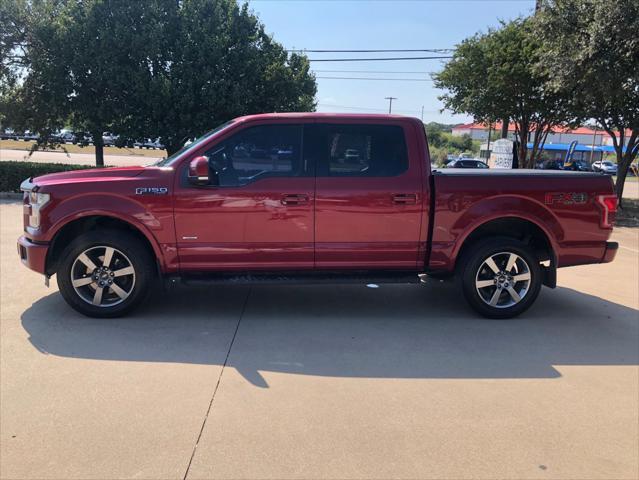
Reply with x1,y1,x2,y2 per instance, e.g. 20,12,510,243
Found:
188,156,210,186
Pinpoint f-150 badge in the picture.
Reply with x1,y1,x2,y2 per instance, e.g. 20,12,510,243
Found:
135,187,168,195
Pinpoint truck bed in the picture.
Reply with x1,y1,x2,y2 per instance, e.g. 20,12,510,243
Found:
429,169,616,271
433,169,606,178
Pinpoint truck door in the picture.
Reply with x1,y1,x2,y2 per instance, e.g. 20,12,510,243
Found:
173,123,314,271
310,122,425,269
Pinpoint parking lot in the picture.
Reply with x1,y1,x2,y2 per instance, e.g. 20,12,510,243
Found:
1,199,638,479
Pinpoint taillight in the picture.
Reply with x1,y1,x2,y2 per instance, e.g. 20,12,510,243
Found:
596,194,618,229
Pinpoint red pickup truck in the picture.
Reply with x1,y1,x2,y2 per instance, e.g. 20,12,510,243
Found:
18,113,618,318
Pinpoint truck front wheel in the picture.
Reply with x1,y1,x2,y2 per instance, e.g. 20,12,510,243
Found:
57,230,155,318
460,238,542,319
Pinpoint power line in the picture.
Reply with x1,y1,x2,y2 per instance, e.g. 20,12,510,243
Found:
318,103,392,112
313,70,438,74
289,48,454,53
316,76,433,81
317,103,441,114
253,0,533,2
308,56,453,62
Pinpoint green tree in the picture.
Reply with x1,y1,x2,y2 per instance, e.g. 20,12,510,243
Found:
449,133,473,152
1,0,161,165
0,0,26,98
1,0,317,163
424,122,478,160
424,123,444,148
534,0,639,204
135,0,316,155
0,1,64,138
434,19,572,168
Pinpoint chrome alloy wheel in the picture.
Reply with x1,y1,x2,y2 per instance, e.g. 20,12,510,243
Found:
475,252,531,309
70,246,136,307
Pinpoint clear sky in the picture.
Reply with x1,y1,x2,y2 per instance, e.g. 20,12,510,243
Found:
247,0,537,124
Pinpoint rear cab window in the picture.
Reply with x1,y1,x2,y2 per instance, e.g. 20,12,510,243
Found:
307,124,409,177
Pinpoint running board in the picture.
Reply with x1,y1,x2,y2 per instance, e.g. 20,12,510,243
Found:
176,271,424,287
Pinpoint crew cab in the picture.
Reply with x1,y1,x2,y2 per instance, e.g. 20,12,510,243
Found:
17,113,619,318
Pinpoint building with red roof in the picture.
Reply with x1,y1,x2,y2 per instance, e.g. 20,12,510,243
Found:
451,122,609,146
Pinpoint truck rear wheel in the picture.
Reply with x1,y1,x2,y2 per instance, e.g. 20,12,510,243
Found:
57,230,155,318
459,237,542,319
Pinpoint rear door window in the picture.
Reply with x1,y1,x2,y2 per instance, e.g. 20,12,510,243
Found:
309,124,408,177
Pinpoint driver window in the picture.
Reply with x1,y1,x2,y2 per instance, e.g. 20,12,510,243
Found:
205,124,303,187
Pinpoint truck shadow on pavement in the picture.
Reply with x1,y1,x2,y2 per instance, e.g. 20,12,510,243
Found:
21,281,639,387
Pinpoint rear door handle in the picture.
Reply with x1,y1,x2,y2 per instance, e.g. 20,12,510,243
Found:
281,194,309,206
392,193,417,205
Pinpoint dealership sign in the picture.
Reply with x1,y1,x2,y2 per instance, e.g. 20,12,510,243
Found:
489,139,514,169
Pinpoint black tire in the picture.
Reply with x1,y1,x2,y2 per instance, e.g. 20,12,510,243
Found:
459,237,542,319
57,229,156,318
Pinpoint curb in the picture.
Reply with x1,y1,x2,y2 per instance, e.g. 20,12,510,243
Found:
0,192,23,199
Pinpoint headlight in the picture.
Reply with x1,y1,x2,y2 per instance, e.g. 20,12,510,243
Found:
28,192,50,228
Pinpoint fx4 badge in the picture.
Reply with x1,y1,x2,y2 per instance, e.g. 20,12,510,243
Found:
545,192,588,205
136,187,168,195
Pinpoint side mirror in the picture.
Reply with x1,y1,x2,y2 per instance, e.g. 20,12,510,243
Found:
188,156,210,186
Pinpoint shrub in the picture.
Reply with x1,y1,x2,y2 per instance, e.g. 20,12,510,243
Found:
0,161,99,193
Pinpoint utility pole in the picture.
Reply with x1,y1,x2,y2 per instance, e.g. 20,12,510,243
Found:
590,124,599,164
385,97,397,114
487,124,492,155
421,105,424,121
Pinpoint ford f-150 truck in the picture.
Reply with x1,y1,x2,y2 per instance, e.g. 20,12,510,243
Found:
17,113,619,318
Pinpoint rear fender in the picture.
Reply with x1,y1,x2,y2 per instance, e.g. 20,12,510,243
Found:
450,195,562,268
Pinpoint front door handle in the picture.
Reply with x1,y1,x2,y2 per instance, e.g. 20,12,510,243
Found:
281,194,309,206
392,193,417,205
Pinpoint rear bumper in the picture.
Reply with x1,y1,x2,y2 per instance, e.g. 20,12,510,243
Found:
17,235,48,274
601,241,618,264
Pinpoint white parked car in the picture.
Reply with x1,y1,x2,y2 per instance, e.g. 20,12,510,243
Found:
102,132,118,146
592,160,618,175
143,138,165,150
55,129,77,144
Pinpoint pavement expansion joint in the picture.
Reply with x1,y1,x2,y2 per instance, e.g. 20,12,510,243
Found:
182,286,252,480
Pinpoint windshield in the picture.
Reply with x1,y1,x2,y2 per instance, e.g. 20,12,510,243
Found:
153,120,235,167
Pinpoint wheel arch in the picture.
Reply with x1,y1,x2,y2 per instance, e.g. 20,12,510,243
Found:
46,214,162,276
454,216,557,286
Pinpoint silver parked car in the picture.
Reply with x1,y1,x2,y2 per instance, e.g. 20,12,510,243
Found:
592,160,618,174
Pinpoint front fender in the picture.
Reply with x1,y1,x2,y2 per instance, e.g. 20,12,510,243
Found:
39,193,174,270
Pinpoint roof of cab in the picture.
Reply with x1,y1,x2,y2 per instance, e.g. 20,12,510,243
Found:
233,112,420,123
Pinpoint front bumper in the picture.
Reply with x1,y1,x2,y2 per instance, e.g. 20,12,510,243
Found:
17,235,49,274
601,241,618,264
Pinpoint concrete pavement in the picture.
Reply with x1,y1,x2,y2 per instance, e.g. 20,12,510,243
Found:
1,200,638,479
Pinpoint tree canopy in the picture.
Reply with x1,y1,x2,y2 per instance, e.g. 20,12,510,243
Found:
534,0,639,203
137,0,317,155
0,0,317,164
433,18,572,168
